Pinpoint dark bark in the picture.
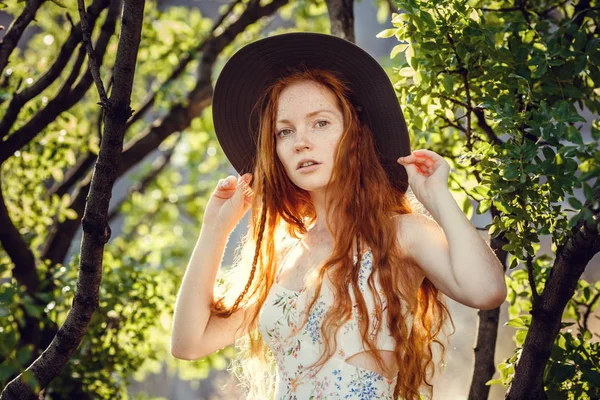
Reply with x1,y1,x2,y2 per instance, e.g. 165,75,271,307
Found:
78,0,109,104
506,189,600,399
0,0,110,143
325,0,355,42
49,0,243,199
0,177,38,296
0,0,45,77
0,0,120,371
40,0,290,268
504,1,596,397
0,0,119,165
0,175,47,364
468,215,508,400
0,0,145,397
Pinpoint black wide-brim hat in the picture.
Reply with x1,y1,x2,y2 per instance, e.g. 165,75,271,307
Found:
212,32,411,193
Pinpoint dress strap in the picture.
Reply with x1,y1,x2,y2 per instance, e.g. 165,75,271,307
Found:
275,238,303,283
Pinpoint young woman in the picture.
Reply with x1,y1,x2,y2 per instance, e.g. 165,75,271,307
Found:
171,33,507,400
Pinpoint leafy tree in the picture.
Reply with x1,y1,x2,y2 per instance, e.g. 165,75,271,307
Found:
380,0,599,398
0,0,331,398
3,0,597,398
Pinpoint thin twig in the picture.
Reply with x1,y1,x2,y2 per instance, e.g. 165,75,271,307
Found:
583,292,600,333
526,255,540,308
480,6,521,12
449,174,486,202
126,0,243,127
78,0,108,105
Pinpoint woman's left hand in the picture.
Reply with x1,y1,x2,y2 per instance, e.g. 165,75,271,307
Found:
397,149,451,206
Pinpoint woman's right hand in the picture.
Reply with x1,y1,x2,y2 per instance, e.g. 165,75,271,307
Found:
202,173,254,234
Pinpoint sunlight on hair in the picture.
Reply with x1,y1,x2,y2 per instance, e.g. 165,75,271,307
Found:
209,68,454,400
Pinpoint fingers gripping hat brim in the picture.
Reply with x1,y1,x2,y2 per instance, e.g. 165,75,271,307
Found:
212,32,411,193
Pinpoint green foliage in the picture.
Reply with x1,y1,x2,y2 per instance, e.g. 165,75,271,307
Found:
380,0,600,395
0,0,332,398
489,269,600,398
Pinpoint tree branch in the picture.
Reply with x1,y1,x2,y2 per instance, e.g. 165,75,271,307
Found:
583,292,600,333
480,0,530,22
439,26,505,147
462,69,473,148
526,254,540,307
0,177,38,296
0,0,110,143
40,0,290,267
0,0,120,166
78,0,109,105
507,189,600,399
51,0,243,199
0,0,145,397
468,213,508,400
325,0,355,42
448,174,486,202
0,0,45,77
126,0,243,128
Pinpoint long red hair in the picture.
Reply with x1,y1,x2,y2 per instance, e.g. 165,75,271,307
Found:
210,66,454,399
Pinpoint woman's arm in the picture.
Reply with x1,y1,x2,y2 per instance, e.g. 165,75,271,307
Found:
396,192,507,310
171,224,232,359
397,149,507,310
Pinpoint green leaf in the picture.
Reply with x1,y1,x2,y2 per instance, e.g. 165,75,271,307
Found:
532,62,547,79
583,182,594,201
442,74,453,93
461,195,473,216
376,28,397,39
503,165,520,181
515,329,527,346
64,209,79,220
391,44,409,59
419,10,436,29
23,301,42,318
567,196,582,209
506,316,530,329
557,334,567,350
485,378,503,386
0,285,17,303
477,198,492,214
577,167,600,183
16,345,33,365
542,147,555,161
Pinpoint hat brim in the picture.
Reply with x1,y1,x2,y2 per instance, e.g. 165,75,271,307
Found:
212,32,411,193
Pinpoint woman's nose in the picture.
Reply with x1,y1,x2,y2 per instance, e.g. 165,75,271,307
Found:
293,130,311,152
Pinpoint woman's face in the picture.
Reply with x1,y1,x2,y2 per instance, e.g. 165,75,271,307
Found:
274,80,344,192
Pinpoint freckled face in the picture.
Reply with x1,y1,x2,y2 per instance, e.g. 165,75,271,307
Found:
275,80,344,192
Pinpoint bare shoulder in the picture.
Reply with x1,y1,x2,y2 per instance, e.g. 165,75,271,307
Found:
392,212,440,250
390,213,436,289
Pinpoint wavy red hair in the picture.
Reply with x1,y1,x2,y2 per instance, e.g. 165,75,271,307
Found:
210,66,454,400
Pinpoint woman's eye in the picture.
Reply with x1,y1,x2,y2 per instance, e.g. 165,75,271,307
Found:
316,120,329,128
277,129,292,137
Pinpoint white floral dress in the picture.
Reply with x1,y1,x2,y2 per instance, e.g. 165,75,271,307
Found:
258,243,414,400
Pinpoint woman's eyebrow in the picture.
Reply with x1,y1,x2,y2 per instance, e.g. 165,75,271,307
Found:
276,109,336,124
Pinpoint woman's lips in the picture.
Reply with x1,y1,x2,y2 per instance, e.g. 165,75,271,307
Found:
297,163,321,173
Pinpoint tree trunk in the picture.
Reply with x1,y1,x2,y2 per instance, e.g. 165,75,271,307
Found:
468,216,508,400
0,0,145,396
506,190,600,398
325,0,355,42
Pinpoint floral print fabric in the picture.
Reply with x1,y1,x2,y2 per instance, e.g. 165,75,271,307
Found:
258,248,414,399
